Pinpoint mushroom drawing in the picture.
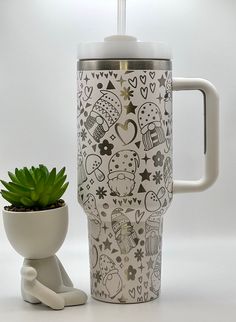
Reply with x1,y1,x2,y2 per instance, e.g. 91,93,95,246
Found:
85,154,105,182
144,187,165,212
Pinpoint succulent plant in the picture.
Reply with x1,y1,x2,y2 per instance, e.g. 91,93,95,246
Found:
0,165,69,209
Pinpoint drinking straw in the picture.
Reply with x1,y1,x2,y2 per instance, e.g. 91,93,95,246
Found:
117,0,126,35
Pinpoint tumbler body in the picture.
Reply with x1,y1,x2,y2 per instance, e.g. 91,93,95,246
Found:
77,59,173,303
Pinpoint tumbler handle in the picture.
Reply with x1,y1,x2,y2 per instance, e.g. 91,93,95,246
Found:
172,78,219,193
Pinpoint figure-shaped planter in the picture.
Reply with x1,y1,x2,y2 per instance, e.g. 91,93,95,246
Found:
3,205,87,310
1,165,87,310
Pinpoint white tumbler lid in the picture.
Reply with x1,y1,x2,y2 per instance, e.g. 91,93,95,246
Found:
78,35,172,60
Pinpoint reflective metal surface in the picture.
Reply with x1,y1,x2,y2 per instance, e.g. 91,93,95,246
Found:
78,59,171,71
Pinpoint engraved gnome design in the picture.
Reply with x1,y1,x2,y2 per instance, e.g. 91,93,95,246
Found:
163,157,173,200
150,252,162,296
138,102,165,151
164,73,172,152
77,150,87,187
164,72,172,117
108,150,140,197
99,255,122,299
83,194,101,241
111,208,139,254
145,213,162,256
84,90,122,143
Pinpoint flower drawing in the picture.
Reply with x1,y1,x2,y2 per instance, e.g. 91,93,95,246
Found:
98,139,114,156
152,151,164,167
80,128,87,141
153,171,163,184
125,265,137,281
96,187,107,199
134,248,144,262
120,87,134,101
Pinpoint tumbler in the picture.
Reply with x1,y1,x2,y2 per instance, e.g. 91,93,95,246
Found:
77,35,219,303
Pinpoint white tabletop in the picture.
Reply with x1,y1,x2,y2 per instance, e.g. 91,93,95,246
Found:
0,238,235,322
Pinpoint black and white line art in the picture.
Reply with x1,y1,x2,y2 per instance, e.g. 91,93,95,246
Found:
138,102,165,151
108,150,140,197
144,188,165,212
84,90,122,143
99,255,122,299
84,194,101,241
85,154,105,182
111,208,139,254
115,119,138,145
77,68,174,303
145,213,162,256
150,251,162,296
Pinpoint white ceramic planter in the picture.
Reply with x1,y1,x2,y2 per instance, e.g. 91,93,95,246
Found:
3,205,87,309
3,205,68,259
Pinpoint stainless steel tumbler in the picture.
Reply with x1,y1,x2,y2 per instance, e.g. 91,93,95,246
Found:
77,36,219,303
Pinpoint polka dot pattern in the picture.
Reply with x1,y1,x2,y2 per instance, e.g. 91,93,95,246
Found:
138,102,161,129
108,150,139,175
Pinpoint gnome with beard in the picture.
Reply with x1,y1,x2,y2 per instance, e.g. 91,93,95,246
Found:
138,102,165,151
99,255,122,299
145,213,162,256
108,150,140,197
164,73,172,152
77,151,87,187
150,251,162,296
164,72,172,117
84,90,122,143
111,208,139,254
83,194,101,241
163,157,173,200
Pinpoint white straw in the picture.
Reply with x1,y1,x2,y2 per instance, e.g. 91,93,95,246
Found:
117,0,126,35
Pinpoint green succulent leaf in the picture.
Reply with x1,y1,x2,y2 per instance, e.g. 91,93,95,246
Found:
30,167,36,181
47,168,56,186
38,194,50,208
8,171,20,183
30,190,39,202
1,190,21,205
10,182,33,192
0,181,31,199
43,168,57,195
23,167,35,187
15,168,28,186
34,168,42,183
20,197,34,207
49,182,69,205
55,167,65,181
36,176,46,195
53,175,67,191
39,164,49,177
0,180,12,191
0,165,68,209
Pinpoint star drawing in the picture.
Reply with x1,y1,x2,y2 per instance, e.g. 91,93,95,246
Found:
139,169,151,182
103,238,112,250
125,101,137,114
158,75,166,87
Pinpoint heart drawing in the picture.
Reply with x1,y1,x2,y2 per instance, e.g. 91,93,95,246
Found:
150,83,156,93
128,76,138,88
140,87,148,99
115,119,138,145
83,86,93,101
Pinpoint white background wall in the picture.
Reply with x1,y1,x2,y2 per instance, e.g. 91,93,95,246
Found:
0,0,235,248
